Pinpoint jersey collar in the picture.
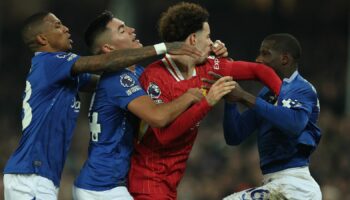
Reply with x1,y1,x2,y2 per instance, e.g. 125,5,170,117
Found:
283,70,299,83
162,54,196,82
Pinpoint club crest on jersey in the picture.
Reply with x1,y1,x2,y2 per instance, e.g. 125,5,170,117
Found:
120,74,135,87
147,82,161,99
281,98,302,108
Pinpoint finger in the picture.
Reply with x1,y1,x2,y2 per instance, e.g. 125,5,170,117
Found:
214,48,228,58
187,46,203,57
208,71,223,80
201,85,210,90
213,76,233,86
202,78,216,84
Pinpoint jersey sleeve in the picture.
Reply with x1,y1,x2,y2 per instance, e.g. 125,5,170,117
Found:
139,69,211,146
77,73,92,89
211,58,282,95
223,102,258,145
42,52,80,84
106,72,146,110
254,85,316,137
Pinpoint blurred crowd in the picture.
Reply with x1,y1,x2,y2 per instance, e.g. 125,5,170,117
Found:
0,0,349,199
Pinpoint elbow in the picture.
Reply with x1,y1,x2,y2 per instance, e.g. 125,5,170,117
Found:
287,125,305,137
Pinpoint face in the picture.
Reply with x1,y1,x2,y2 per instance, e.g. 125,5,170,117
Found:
104,18,142,51
193,22,213,64
255,40,282,72
41,13,72,51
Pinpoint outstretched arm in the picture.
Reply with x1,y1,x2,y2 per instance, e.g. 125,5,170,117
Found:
72,42,202,75
128,88,203,128
223,102,258,145
149,76,235,145
218,60,282,95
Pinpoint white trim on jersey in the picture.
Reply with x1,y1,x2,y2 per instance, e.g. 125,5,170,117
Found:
162,54,196,82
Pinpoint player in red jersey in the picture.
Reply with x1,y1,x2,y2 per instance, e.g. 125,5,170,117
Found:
128,2,282,199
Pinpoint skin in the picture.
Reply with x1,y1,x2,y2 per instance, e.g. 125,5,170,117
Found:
94,17,201,128
32,13,204,78
207,39,298,107
256,39,297,79
170,22,228,80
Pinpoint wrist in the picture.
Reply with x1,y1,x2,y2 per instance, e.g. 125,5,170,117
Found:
205,96,216,106
153,43,167,55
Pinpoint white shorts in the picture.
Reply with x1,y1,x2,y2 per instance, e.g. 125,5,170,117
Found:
4,174,59,200
72,185,133,200
223,167,322,200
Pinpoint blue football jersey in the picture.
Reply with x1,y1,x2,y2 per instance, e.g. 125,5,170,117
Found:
224,71,321,174
74,66,146,191
4,52,91,187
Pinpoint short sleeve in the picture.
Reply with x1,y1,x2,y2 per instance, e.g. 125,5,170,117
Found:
42,52,80,84
106,72,146,110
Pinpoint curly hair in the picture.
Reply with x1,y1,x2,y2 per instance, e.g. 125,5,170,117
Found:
158,2,209,42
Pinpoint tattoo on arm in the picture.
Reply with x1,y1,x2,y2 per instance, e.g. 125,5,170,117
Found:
72,46,157,75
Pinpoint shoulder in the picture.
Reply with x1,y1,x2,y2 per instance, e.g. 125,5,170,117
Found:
141,59,168,80
285,75,318,100
143,60,165,72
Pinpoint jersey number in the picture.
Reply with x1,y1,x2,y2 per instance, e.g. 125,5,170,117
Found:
90,112,101,142
22,81,32,130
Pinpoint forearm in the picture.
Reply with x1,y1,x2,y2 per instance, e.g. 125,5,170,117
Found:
152,93,196,127
153,99,211,145
72,46,157,75
226,61,282,95
254,97,309,136
224,102,256,145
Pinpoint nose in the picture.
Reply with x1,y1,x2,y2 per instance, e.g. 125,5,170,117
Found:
128,26,135,34
63,25,69,33
209,38,213,46
255,55,263,63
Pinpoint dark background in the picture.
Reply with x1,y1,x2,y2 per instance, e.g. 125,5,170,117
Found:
0,0,349,199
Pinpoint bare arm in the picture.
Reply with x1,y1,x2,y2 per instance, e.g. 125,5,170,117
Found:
71,42,202,75
127,88,203,128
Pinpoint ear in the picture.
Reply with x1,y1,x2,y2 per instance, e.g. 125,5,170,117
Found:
101,44,115,53
187,33,196,46
36,34,48,46
281,53,290,65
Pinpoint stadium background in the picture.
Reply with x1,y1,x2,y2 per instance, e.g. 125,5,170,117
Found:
0,0,349,199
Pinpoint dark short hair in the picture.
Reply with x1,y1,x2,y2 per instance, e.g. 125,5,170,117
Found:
22,11,50,51
265,33,302,61
158,2,209,42
85,11,114,54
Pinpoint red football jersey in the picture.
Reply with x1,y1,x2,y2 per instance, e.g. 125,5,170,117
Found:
129,55,282,199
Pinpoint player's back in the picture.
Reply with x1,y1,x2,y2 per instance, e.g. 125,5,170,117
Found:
4,52,85,186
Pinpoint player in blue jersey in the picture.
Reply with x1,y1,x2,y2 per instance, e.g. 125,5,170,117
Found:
3,11,202,200
72,11,233,200
218,34,322,199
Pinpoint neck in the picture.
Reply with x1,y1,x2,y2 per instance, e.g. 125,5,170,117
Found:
170,55,196,79
128,65,136,71
37,46,64,53
280,64,297,79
